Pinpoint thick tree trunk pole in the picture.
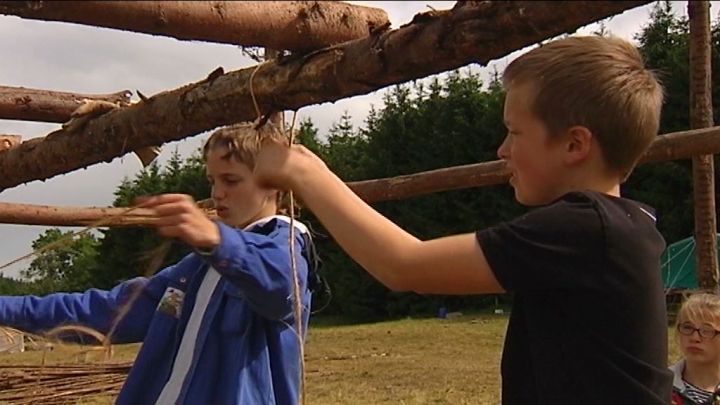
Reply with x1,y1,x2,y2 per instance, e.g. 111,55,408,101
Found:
0,86,131,123
3,124,720,227
689,1,719,291
0,1,650,190
0,1,390,53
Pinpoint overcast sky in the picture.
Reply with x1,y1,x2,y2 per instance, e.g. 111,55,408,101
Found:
0,1,711,278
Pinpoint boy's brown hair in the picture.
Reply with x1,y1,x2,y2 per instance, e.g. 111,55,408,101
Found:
203,122,288,168
203,122,291,213
503,35,664,178
676,292,720,328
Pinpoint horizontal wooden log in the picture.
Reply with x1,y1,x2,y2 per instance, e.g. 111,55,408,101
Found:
0,1,390,53
0,86,131,123
2,125,719,227
350,126,720,202
0,204,156,227
0,204,217,227
0,1,650,190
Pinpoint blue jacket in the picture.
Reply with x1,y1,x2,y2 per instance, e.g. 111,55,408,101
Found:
0,216,312,404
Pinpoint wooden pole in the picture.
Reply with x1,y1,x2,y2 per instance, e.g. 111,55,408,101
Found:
3,124,720,226
688,0,719,291
0,1,651,190
0,86,130,123
0,1,390,53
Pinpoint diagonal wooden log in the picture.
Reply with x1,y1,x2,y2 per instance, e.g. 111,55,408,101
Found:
0,86,131,123
0,86,132,122
2,124,719,227
0,1,390,53
0,1,651,190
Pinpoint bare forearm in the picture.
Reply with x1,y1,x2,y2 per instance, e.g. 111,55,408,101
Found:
256,143,502,294
291,163,419,290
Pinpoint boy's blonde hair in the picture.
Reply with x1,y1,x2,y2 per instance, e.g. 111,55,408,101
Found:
203,122,288,168
676,292,720,328
503,35,664,177
203,122,291,213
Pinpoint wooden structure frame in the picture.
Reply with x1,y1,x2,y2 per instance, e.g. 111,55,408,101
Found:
0,1,717,288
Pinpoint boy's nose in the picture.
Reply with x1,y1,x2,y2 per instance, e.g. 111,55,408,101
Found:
212,187,226,200
497,136,511,160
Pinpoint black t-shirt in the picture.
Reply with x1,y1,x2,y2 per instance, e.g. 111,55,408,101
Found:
476,191,673,405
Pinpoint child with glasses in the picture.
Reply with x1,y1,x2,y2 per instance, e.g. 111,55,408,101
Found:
671,293,720,405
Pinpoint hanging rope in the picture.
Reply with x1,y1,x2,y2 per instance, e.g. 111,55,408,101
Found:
248,57,306,405
285,111,306,405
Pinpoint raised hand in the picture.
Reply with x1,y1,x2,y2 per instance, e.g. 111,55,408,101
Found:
254,140,327,191
135,194,220,250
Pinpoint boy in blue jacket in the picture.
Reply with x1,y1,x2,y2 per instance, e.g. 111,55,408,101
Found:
0,122,314,404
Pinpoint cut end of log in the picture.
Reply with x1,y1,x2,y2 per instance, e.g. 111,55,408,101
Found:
0,135,21,151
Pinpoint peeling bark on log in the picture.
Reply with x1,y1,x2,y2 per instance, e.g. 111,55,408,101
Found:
3,124,720,227
0,86,131,123
0,1,650,190
0,1,390,53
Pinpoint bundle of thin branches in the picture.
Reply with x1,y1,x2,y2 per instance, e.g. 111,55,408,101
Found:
0,362,131,404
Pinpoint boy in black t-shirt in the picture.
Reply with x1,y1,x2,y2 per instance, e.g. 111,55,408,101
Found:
255,35,673,404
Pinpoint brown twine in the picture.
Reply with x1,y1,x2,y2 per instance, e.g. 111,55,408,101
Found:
248,61,269,127
247,58,306,405
285,111,306,405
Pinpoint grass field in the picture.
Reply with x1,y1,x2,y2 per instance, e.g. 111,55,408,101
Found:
0,313,683,404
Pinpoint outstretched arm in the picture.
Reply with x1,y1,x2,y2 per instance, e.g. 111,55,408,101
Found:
255,143,504,295
137,194,309,320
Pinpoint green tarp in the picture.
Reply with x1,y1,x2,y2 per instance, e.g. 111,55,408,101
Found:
661,235,720,291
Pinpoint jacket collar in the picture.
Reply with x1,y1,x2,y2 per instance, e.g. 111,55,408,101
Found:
244,215,309,234
670,359,686,390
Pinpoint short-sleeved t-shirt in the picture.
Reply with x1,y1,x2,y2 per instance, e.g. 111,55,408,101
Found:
476,191,673,404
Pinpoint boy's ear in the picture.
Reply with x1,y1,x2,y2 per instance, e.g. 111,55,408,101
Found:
563,126,593,165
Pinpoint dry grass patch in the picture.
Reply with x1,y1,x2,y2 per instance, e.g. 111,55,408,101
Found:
0,314,684,404
304,314,506,404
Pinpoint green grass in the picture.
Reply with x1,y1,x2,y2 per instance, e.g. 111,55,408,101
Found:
0,314,684,404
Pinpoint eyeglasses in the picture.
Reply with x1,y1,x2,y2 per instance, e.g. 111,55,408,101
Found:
677,322,720,339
